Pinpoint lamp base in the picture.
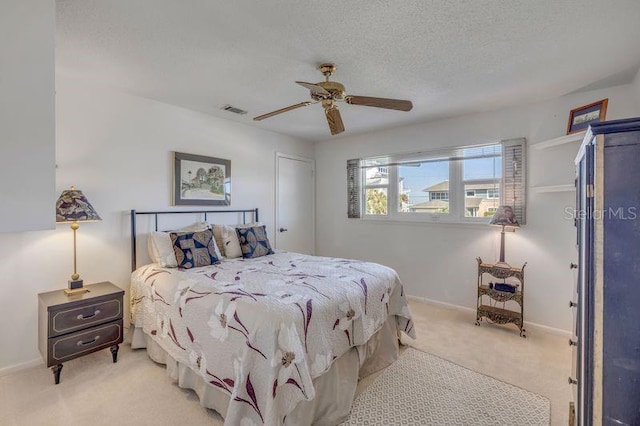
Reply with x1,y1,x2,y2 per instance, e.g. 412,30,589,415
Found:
64,287,89,295
65,279,88,295
493,261,512,269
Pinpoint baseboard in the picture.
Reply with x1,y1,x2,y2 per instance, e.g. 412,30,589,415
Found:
407,295,477,314
407,294,572,338
0,357,43,377
522,320,572,338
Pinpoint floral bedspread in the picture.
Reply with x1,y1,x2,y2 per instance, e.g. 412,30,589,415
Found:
130,251,415,425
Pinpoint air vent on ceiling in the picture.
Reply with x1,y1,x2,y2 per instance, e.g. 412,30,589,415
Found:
221,105,248,115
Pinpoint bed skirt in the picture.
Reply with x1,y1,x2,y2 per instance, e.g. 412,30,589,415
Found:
131,316,400,425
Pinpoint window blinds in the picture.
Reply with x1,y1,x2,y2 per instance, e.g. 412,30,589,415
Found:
347,159,360,218
501,138,526,225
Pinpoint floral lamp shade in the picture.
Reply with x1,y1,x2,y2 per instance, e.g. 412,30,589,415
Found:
55,187,102,223
488,205,519,228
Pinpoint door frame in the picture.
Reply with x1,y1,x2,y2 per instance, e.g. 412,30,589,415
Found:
274,152,315,254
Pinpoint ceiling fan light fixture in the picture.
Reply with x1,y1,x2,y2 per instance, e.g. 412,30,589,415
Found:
324,104,345,136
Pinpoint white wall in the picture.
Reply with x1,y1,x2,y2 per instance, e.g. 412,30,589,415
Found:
0,78,312,373
315,84,640,333
0,0,55,232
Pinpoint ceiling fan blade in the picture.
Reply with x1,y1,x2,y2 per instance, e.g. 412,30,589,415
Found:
253,102,312,121
325,106,345,135
345,95,413,111
296,81,331,97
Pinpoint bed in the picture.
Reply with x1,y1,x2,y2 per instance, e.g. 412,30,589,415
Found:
129,209,415,425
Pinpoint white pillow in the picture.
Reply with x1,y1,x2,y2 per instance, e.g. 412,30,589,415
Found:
148,222,221,267
212,225,227,258
220,225,242,259
220,222,262,259
147,233,175,267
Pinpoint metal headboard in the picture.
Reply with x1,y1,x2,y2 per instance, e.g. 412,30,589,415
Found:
130,208,259,272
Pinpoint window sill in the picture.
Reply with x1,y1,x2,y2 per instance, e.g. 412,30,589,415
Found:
357,216,497,229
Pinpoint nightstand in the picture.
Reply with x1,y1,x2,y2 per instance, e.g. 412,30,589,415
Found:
475,258,527,337
38,281,124,384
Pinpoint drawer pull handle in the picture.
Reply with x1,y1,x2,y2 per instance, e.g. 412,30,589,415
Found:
77,310,101,320
570,263,578,269
568,377,578,385
569,339,577,346
76,336,100,346
569,301,577,308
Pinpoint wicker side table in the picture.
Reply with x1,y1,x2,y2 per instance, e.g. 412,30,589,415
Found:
475,257,527,337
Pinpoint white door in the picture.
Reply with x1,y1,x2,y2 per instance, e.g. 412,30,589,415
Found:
276,153,315,254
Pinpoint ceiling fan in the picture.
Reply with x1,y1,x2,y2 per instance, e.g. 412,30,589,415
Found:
253,63,413,136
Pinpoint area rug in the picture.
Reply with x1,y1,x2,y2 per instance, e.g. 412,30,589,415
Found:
342,348,550,425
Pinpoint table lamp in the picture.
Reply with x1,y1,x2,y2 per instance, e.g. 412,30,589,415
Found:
488,205,519,267
55,186,101,295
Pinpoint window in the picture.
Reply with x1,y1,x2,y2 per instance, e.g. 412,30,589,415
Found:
430,191,449,201
363,162,390,216
399,159,450,214
462,145,501,218
349,139,526,224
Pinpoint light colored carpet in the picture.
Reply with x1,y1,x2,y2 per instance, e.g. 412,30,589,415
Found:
343,348,550,425
404,300,571,426
0,299,570,425
0,343,224,425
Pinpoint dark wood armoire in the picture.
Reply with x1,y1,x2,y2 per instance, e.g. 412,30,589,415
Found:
571,117,640,426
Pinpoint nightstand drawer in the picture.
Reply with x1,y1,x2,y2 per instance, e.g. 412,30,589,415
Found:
49,320,123,365
50,297,122,337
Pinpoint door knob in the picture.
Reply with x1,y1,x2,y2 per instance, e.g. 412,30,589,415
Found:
569,300,577,308
279,228,288,233
570,263,578,269
569,339,577,346
568,377,578,385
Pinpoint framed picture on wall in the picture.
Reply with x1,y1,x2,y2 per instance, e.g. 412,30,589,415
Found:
173,152,231,205
566,98,608,134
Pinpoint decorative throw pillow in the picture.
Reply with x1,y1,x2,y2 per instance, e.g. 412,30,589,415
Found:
170,229,221,269
236,225,274,259
148,222,220,267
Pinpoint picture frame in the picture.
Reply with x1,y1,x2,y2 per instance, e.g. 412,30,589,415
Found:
566,98,608,135
173,151,231,206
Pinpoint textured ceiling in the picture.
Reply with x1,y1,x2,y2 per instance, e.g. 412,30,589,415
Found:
56,0,640,142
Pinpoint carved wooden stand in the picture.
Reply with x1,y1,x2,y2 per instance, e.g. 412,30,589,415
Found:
475,257,527,337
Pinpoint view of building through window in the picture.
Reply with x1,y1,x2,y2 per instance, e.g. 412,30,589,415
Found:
462,147,502,217
399,160,449,213
362,143,502,220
